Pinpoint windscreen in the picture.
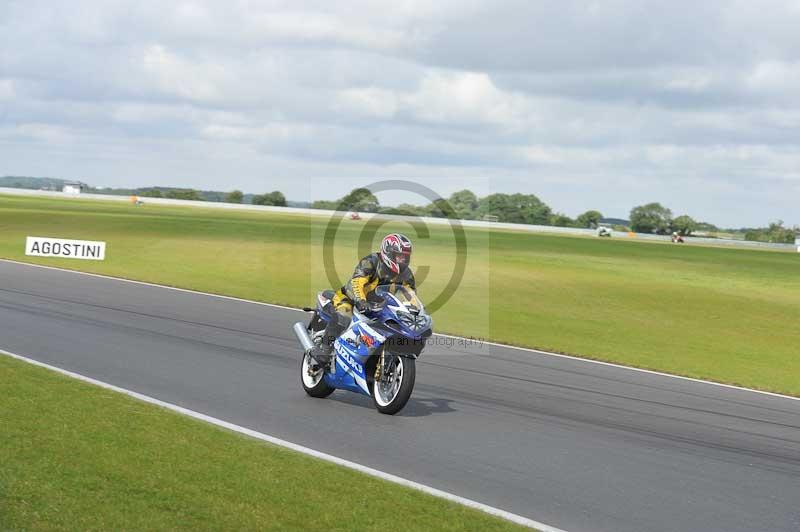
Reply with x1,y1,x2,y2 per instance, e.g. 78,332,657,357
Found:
375,284,424,313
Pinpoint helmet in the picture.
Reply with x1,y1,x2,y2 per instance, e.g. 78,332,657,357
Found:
380,233,413,274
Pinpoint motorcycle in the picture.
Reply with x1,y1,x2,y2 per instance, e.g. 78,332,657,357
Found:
293,285,433,415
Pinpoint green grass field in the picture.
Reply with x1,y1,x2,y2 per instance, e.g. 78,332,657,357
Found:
0,355,527,531
1,194,799,395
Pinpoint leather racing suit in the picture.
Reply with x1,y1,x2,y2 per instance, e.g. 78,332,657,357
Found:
313,252,416,362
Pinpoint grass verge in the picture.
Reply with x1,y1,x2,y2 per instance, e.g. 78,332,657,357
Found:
1,194,799,395
0,354,530,531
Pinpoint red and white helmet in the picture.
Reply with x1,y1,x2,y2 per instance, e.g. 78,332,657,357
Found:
380,233,413,274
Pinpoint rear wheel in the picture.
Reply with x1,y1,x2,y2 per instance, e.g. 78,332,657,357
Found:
301,351,335,398
372,354,415,415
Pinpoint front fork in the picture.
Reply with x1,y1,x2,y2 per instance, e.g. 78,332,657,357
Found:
375,348,396,383
375,348,385,381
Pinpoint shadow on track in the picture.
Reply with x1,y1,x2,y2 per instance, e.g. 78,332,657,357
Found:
327,393,457,418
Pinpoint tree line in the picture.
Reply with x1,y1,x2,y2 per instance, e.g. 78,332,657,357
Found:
312,188,683,232
627,202,798,242
129,185,800,242
311,188,799,242
3,177,795,242
311,187,609,228
743,222,799,244
133,187,287,206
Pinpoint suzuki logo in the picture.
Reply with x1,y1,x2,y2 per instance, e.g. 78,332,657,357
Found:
335,342,364,374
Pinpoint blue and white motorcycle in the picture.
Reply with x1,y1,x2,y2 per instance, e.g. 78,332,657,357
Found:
293,285,432,415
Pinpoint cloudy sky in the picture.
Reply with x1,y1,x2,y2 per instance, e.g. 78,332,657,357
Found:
2,1,799,226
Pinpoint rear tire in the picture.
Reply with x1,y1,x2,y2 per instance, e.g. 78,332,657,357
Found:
372,356,415,415
300,352,335,398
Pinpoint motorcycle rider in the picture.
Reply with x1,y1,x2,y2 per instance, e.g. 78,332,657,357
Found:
309,233,415,364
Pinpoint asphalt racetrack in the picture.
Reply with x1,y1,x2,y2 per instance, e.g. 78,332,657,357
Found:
1,260,799,532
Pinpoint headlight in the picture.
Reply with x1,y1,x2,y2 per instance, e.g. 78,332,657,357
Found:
397,311,431,331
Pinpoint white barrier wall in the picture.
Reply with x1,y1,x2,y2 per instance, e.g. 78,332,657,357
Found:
1,187,795,251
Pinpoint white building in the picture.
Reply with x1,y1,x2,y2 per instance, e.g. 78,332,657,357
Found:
62,182,86,194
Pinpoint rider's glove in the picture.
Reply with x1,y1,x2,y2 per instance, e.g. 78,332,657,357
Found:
355,299,369,313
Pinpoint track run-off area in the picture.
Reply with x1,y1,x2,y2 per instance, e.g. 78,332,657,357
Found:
1,259,799,532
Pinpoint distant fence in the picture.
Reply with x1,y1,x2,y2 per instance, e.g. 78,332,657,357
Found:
1,187,795,251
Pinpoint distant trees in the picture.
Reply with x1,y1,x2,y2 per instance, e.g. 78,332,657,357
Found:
252,191,287,206
744,221,798,243
575,210,603,229
305,186,593,228
301,187,789,239
671,215,697,236
338,187,380,212
140,188,163,198
315,187,603,228
390,190,478,219
549,213,575,227
695,221,719,232
426,198,459,218
311,187,379,212
10,176,787,237
311,200,339,210
628,205,704,236
477,193,552,225
379,203,428,216
225,190,243,204
165,189,203,201
447,190,480,220
310,187,555,226
630,202,673,234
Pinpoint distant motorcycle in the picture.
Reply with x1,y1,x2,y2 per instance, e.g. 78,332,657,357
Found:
293,285,432,415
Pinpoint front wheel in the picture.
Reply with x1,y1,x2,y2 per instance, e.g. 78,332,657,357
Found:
372,355,415,415
301,352,335,398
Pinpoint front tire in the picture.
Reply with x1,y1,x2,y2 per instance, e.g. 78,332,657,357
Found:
372,355,415,415
301,352,335,398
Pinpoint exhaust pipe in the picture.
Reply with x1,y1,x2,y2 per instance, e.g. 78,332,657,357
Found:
293,322,315,352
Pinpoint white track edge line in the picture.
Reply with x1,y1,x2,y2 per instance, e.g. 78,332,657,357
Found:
432,333,800,402
3,257,798,403
0,348,564,532
0,258,301,312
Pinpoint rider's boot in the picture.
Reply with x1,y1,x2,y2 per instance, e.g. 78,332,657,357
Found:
308,343,333,365
308,320,343,366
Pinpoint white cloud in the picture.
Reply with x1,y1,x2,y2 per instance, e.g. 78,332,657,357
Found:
199,122,314,145
664,70,715,92
336,88,400,119
0,123,73,144
746,60,800,92
337,71,536,128
243,11,410,51
0,79,15,100
406,71,533,127
1,0,799,226
141,44,228,102
521,146,563,165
